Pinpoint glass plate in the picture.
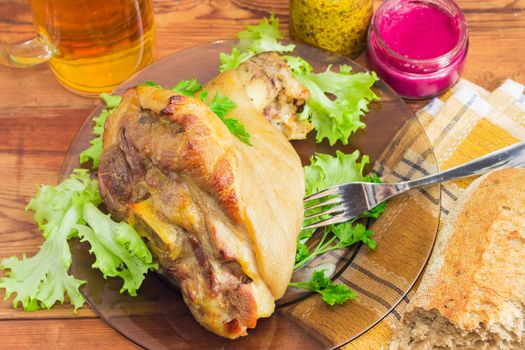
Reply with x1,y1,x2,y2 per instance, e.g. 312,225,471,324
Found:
60,41,440,349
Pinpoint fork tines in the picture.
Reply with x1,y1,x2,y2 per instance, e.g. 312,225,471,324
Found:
303,186,347,229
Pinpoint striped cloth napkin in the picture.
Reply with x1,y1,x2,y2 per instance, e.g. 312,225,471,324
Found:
343,79,525,349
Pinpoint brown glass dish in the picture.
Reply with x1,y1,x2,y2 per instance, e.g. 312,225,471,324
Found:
60,41,440,349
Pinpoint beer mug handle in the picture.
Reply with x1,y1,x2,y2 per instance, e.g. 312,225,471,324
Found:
0,33,54,67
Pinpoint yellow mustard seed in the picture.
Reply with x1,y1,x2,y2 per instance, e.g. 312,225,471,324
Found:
290,0,373,58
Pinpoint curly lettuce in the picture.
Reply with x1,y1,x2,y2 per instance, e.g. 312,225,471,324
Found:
1,155,156,310
219,15,295,72
286,57,379,145
220,16,379,145
79,93,121,169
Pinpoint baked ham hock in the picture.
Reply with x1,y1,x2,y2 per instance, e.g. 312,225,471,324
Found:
98,53,307,338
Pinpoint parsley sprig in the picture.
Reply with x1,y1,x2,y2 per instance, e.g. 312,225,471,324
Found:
295,223,376,270
289,270,356,306
208,94,251,145
294,151,385,270
143,80,252,145
291,152,386,305
172,79,203,96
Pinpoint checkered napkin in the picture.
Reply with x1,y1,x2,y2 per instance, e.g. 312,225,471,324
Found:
341,79,525,349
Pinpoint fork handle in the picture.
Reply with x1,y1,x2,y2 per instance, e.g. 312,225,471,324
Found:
402,141,525,191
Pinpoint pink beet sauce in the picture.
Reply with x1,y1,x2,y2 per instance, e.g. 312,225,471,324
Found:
367,0,468,99
378,3,460,60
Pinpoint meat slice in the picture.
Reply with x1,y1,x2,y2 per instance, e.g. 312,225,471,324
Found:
98,56,305,338
221,52,312,140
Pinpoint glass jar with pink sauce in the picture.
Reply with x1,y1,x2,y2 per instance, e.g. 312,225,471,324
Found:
367,0,468,99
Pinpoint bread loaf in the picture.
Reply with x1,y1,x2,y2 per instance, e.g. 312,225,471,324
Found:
387,168,525,350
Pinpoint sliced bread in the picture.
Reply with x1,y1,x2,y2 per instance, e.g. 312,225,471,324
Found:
387,168,525,350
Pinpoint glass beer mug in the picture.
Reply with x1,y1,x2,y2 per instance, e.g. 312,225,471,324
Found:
0,0,155,95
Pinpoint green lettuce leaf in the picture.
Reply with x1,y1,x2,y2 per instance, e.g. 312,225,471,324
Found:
292,64,379,146
76,203,156,296
296,150,383,275
219,48,253,72
0,169,157,311
236,14,295,53
219,15,295,72
0,169,96,311
25,169,101,238
79,94,122,169
220,17,379,145
304,150,369,196
99,92,121,109
0,232,86,311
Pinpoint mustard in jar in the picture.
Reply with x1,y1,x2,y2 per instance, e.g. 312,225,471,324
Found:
290,0,373,58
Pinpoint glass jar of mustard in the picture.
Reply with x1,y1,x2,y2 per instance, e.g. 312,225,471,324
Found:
290,0,373,58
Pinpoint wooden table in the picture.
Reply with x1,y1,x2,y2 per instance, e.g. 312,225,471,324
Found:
0,0,524,348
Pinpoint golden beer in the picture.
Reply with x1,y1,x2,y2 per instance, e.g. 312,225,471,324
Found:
29,0,155,95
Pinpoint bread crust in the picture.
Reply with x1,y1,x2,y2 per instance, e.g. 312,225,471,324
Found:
388,168,525,349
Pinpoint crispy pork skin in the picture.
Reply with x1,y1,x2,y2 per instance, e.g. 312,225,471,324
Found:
98,63,305,338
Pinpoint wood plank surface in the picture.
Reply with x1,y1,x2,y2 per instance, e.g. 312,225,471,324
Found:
0,0,524,348
0,319,137,350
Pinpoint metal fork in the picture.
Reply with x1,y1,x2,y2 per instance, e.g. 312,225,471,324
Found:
303,141,525,229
